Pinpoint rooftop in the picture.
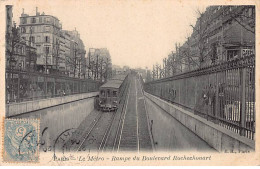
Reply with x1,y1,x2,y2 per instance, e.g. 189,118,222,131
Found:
100,80,123,89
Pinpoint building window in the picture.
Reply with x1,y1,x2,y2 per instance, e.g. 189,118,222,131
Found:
107,90,111,97
21,18,27,24
31,26,35,33
39,17,42,23
21,47,25,54
21,61,24,69
30,36,35,43
101,90,105,97
45,46,50,54
31,17,36,23
46,17,50,23
45,36,50,43
36,45,41,53
37,36,41,43
45,26,50,32
227,50,239,61
21,27,26,33
113,91,117,97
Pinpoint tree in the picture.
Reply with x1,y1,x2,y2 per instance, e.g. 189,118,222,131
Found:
65,45,81,77
146,69,152,82
6,23,20,69
227,6,255,34
189,9,214,67
86,48,112,82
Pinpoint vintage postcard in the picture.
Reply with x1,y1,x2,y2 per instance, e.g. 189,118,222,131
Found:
0,0,259,166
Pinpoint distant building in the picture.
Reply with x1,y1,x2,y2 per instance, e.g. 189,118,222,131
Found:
112,65,123,76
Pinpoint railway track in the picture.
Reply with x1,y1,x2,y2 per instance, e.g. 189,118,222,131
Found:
112,75,153,152
63,76,131,153
62,74,152,153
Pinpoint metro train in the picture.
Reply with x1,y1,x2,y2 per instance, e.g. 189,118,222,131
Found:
94,74,129,112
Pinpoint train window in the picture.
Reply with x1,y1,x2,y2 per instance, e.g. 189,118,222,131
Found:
113,91,117,97
107,90,111,97
101,90,105,97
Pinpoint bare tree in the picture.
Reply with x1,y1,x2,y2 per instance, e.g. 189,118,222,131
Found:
227,6,255,34
65,46,82,77
86,49,112,81
189,9,214,67
6,23,20,69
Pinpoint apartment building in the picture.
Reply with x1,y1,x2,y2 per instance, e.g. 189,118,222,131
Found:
19,7,62,73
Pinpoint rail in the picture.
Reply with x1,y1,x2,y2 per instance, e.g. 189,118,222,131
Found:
144,54,255,140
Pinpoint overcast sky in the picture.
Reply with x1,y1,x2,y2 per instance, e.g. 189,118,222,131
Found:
11,0,209,69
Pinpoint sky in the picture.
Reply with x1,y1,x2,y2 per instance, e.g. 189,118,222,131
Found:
10,0,209,69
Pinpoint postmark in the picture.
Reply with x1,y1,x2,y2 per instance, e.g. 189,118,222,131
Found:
3,118,40,163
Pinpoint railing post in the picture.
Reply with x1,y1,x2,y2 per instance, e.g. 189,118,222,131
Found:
53,78,56,97
17,72,20,102
240,68,246,136
44,75,47,99
215,73,220,123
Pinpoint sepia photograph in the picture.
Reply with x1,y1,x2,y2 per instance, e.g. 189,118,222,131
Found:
0,0,259,166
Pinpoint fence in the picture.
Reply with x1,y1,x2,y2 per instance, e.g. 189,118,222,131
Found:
6,69,102,103
144,54,255,140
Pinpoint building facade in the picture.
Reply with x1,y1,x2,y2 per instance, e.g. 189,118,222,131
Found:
6,5,37,71
19,7,62,73
167,5,255,74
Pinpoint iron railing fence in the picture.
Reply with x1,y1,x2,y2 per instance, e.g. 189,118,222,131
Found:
144,54,255,140
6,69,102,104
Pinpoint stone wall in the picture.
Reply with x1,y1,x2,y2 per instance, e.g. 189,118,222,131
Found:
6,92,98,117
144,92,255,152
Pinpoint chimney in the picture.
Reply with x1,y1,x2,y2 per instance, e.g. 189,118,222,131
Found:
36,7,40,16
22,8,24,14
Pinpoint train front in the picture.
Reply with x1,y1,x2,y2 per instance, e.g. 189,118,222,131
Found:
99,89,118,112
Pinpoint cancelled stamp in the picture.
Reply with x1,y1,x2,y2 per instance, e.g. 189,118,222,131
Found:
3,118,40,163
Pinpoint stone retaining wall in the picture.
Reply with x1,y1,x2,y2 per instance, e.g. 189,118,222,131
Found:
6,92,98,117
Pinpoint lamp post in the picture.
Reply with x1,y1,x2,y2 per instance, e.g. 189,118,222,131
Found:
9,57,17,102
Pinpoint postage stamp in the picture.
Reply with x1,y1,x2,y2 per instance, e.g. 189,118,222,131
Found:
3,118,40,163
